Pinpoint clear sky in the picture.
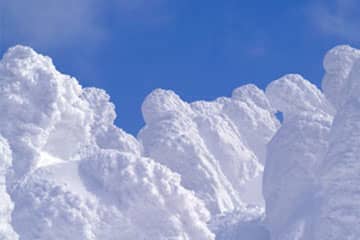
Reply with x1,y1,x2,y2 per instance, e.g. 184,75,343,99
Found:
1,0,359,134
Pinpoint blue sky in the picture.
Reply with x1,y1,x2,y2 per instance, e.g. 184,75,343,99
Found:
1,0,359,134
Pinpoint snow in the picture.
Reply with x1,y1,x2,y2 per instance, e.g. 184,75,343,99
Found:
322,45,360,109
80,149,214,240
314,45,360,240
263,74,334,240
139,87,279,214
0,46,213,240
0,137,18,240
210,206,269,240
0,45,93,177
37,152,65,168
1,44,360,239
262,46,360,240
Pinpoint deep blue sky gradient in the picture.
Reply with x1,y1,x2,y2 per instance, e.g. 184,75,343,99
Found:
1,0,359,134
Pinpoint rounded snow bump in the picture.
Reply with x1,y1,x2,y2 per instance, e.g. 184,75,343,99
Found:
141,89,193,124
266,74,334,118
322,45,360,109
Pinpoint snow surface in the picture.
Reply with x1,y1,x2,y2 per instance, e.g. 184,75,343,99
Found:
314,45,360,240
0,44,359,239
0,137,18,239
0,46,213,240
264,74,334,240
139,87,279,213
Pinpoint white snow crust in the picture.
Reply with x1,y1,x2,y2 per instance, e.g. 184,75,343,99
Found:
0,44,359,239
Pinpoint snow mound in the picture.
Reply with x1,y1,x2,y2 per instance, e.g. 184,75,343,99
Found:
260,46,360,240
0,46,214,240
3,43,360,240
0,45,93,177
314,45,360,240
11,162,101,240
226,84,279,164
266,74,335,117
263,74,334,240
139,87,279,214
80,149,214,240
322,45,360,109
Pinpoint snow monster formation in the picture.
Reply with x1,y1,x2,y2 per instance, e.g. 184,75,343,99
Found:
0,46,213,240
1,44,360,239
314,46,360,239
262,45,360,240
139,86,279,214
263,74,334,240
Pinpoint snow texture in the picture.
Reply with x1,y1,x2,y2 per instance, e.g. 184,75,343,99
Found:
139,87,279,214
322,45,360,109
262,45,360,240
314,45,360,240
0,137,18,240
264,74,334,240
0,46,213,240
210,206,269,240
1,44,360,240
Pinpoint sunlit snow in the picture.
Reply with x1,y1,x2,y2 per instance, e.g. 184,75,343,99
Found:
0,44,358,239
